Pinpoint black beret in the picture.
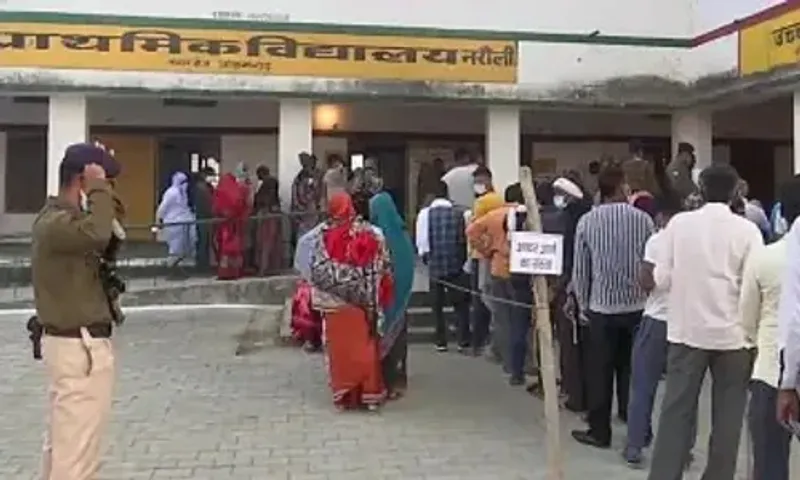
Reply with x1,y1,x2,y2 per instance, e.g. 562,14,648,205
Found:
62,143,121,178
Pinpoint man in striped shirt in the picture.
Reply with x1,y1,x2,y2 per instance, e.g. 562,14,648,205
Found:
571,164,655,449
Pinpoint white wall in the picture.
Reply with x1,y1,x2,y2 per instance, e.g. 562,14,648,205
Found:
4,0,705,85
220,135,277,176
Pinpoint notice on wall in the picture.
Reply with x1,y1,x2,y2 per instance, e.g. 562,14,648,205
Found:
509,232,564,276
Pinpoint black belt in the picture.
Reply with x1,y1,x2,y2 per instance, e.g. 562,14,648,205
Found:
44,323,112,339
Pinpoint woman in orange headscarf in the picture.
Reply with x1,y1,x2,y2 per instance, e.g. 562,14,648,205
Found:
309,192,393,411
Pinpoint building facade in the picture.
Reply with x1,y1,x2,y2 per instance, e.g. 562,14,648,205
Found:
0,0,797,235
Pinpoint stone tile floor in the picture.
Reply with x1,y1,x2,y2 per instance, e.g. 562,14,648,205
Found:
0,309,796,479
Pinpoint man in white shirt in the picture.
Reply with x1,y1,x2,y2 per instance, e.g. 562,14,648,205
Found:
647,164,763,480
742,175,800,480
440,149,479,209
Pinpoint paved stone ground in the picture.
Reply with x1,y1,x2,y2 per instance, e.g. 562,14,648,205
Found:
0,310,797,480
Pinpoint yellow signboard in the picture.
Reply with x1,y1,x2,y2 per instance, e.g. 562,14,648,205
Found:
0,22,518,83
739,8,800,75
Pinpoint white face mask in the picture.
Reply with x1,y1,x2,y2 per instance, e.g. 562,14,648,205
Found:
553,195,567,209
691,167,701,185
474,183,487,195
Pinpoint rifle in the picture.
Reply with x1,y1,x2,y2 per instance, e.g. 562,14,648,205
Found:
100,230,126,326
26,315,42,360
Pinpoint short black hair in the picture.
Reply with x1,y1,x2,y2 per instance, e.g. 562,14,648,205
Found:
58,161,81,188
654,193,683,217
779,174,800,225
505,183,524,203
473,165,492,179
327,153,344,167
629,139,645,155
597,164,626,200
433,180,449,199
535,181,555,207
699,164,739,203
677,142,695,154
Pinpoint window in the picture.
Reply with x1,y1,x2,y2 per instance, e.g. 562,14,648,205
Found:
5,129,46,213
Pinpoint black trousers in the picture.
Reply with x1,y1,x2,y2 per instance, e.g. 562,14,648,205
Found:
748,380,797,480
430,272,470,347
557,294,590,412
586,310,642,443
382,322,408,394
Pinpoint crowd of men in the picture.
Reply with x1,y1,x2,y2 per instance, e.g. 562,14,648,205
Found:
415,143,800,478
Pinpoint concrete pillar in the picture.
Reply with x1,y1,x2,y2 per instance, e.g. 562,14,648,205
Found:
278,99,312,211
47,94,88,195
486,105,520,194
671,109,713,170
793,91,800,174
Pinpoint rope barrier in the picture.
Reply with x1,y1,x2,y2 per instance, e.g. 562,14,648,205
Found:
427,274,540,310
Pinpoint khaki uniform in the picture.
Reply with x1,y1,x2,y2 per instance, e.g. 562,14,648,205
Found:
32,178,116,480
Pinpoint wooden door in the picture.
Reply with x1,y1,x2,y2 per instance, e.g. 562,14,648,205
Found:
93,134,157,240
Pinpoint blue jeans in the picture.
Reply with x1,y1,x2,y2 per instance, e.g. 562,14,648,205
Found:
626,315,667,450
505,278,532,380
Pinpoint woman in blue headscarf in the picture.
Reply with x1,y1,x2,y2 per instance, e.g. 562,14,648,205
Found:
156,171,197,267
369,192,414,399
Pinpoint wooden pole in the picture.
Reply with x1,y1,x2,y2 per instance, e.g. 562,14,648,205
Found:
518,166,564,480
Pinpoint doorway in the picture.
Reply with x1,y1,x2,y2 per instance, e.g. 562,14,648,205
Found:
349,142,408,220
729,139,776,207
156,135,221,199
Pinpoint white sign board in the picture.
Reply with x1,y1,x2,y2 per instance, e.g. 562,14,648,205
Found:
510,232,564,276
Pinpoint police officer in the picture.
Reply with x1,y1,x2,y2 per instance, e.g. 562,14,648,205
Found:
32,142,120,480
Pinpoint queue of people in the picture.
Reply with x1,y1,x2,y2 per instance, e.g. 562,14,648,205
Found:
566,151,800,479
153,151,365,282
410,144,799,479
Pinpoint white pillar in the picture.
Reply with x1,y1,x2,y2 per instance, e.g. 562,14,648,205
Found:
793,91,800,174
47,94,88,195
278,99,313,211
486,105,520,194
671,109,713,170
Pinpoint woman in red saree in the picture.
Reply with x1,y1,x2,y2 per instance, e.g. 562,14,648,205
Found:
212,173,251,280
310,192,393,411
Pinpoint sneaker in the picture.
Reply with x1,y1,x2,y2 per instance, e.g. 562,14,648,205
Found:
435,344,448,353
622,447,644,469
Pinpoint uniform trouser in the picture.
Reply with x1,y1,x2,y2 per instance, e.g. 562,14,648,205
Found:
41,329,115,480
647,344,753,480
